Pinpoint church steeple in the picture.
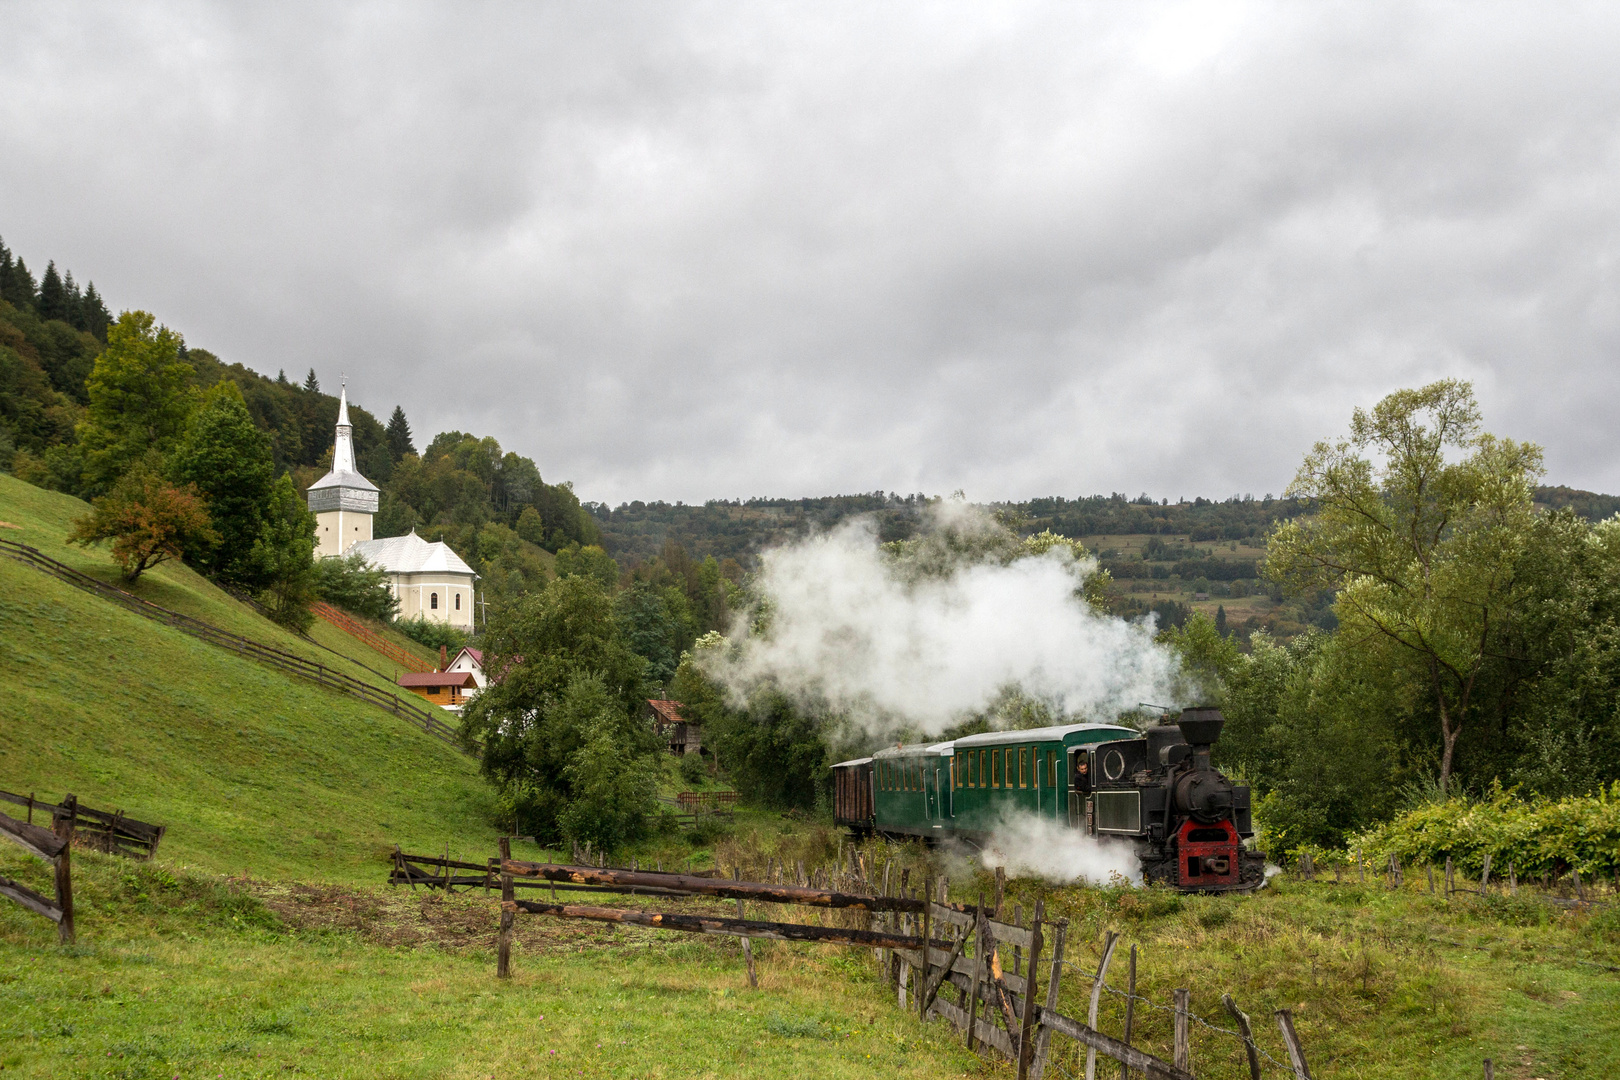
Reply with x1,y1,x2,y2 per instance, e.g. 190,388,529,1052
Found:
307,379,379,558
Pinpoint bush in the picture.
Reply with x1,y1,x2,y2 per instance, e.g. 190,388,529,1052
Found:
679,753,707,787
313,551,399,621
1353,782,1620,878
394,614,469,652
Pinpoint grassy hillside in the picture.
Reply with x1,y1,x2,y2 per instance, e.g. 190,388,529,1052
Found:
0,475,516,882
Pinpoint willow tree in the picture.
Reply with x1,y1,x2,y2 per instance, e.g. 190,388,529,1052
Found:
1265,380,1542,793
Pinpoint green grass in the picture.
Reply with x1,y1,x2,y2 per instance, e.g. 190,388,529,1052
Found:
0,850,985,1080
0,474,433,697
0,475,525,882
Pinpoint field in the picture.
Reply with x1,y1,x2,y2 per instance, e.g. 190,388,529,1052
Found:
3,474,1618,1077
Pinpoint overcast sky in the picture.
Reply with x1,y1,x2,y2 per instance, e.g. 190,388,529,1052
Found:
3,3,1617,505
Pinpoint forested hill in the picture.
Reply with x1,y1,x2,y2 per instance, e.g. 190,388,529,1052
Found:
596,485,1620,567
0,235,597,607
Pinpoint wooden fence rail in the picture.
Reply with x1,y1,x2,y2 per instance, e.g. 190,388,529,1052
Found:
0,790,164,860
0,804,74,943
0,538,469,754
485,857,1312,1080
310,601,436,673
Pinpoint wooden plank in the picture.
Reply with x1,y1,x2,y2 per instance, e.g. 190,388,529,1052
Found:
1014,899,1044,1080
931,996,1018,1057
988,918,1035,951
1173,989,1190,1073
1036,1009,1194,1080
1084,931,1120,1080
503,860,926,912
0,876,63,922
0,811,67,862
1222,993,1262,1080
931,902,976,929
511,899,950,951
1275,1009,1312,1079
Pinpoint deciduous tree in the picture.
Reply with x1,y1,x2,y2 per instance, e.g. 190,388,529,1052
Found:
1266,380,1543,793
68,465,218,581
77,311,195,493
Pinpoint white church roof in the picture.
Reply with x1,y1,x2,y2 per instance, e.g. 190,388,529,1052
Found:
349,530,478,578
308,386,379,494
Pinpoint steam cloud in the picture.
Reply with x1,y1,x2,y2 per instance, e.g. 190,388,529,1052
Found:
979,812,1141,887
706,511,1180,737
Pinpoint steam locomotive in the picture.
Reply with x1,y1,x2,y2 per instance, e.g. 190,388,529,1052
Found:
830,707,1265,892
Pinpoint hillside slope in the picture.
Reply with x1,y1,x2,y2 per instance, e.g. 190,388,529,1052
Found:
0,476,505,882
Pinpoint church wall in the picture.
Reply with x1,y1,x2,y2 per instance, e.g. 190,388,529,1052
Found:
391,572,476,629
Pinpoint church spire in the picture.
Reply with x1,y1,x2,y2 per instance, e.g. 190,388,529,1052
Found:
332,382,357,476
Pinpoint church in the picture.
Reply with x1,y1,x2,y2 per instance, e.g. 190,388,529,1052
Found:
307,386,479,629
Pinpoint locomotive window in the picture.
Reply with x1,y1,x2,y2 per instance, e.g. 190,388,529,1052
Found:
1102,748,1128,781
1019,747,1028,788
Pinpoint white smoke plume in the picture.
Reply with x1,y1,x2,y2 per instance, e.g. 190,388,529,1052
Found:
979,812,1141,886
704,510,1180,738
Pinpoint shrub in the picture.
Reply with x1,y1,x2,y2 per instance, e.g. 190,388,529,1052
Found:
1353,781,1620,878
313,551,399,620
68,464,217,581
679,753,707,787
394,614,469,652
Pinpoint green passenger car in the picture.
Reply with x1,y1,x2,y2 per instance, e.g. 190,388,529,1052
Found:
947,724,1137,839
867,724,1136,841
870,741,954,838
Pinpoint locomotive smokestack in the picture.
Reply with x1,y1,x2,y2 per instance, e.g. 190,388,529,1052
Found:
1176,706,1224,770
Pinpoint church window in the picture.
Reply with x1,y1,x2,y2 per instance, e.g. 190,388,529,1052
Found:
455,594,461,610
431,592,439,610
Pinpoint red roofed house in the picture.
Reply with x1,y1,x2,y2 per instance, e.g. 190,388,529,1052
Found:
399,670,478,709
647,699,701,756
445,647,486,689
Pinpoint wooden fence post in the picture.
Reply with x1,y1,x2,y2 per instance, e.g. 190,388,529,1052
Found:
1172,989,1191,1074
1083,930,1120,1080
994,866,1006,919
1445,856,1454,896
919,878,932,1023
52,810,74,945
1357,848,1364,883
1480,853,1492,892
1483,1058,1494,1080
1030,918,1066,1080
497,836,513,979
1427,864,1436,894
966,895,985,1052
1276,1009,1312,1079
734,867,757,988
1118,944,1136,1080
1222,994,1261,1080
1015,898,1044,1080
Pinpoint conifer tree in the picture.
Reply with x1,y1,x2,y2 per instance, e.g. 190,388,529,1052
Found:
38,261,67,321
8,256,36,309
80,282,111,340
303,368,320,393
1215,604,1227,637
386,405,415,460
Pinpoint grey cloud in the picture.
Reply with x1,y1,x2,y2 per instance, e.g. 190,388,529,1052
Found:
2,2,1617,503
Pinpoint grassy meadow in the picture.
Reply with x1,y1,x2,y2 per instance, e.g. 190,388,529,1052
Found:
2,472,1617,1077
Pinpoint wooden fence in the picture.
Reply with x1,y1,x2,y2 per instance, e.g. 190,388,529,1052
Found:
482,853,1318,1080
310,601,436,673
1300,848,1617,909
0,538,469,754
0,804,75,943
0,790,164,860
655,791,740,827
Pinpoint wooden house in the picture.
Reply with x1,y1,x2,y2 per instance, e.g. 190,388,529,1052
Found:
398,670,478,708
646,698,701,756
